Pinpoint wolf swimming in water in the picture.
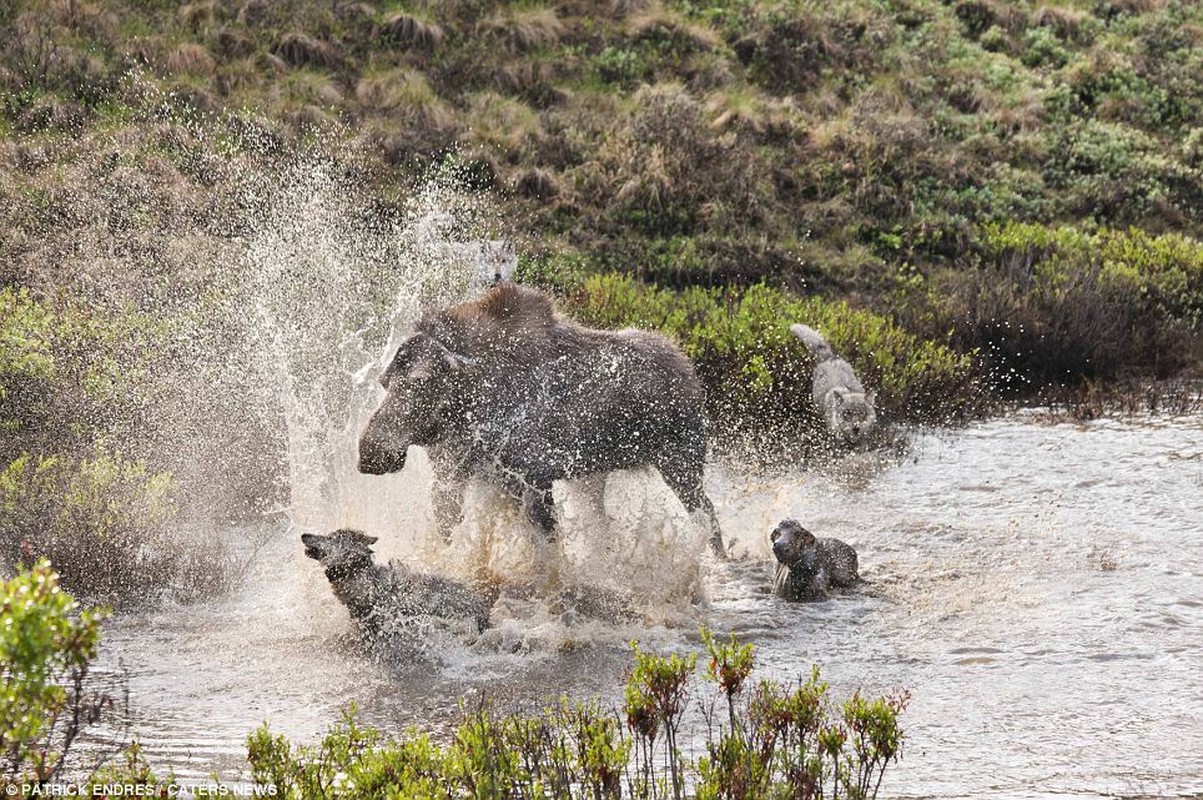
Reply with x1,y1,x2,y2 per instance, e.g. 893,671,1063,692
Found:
770,518,860,602
302,528,494,636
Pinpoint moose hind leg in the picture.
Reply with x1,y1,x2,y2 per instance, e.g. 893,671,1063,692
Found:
659,462,726,558
522,484,558,542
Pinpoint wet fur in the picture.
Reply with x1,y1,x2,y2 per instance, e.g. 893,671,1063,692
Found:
770,519,860,602
789,324,877,444
360,283,725,554
302,529,494,635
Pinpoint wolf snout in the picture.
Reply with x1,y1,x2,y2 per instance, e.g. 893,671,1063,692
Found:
301,533,324,559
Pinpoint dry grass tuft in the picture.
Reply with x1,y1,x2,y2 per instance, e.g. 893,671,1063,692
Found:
477,6,564,52
628,4,721,51
705,87,798,137
355,69,455,135
287,71,344,108
285,104,335,132
491,60,555,96
164,43,217,77
1032,5,1090,41
237,0,271,27
178,1,217,32
49,0,116,38
464,91,544,154
990,88,1046,134
378,12,446,52
514,167,560,200
213,26,255,59
272,32,341,69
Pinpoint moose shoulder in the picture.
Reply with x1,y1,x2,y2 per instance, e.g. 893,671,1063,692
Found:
358,283,725,555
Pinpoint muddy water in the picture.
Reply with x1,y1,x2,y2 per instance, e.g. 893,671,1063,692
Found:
86,412,1203,798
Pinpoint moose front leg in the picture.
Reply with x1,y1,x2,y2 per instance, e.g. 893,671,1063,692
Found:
430,462,465,543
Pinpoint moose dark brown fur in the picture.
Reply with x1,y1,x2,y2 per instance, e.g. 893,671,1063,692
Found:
358,283,725,554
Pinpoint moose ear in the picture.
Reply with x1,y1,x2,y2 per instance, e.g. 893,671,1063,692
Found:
431,338,477,372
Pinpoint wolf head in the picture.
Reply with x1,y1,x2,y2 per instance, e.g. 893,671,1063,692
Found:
825,387,877,444
301,528,379,575
770,518,818,566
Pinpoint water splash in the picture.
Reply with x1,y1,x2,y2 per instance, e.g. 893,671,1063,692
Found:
230,157,500,545
216,148,711,628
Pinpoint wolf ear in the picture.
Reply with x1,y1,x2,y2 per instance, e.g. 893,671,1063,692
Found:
334,528,378,546
351,531,379,546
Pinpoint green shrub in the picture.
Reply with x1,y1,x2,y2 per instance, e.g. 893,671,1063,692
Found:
0,443,226,605
1042,119,1202,225
912,223,1203,393
0,288,57,441
246,630,908,800
0,288,173,460
562,273,979,429
1,560,110,785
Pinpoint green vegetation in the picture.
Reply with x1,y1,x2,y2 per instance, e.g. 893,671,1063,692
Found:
564,273,978,426
0,560,910,797
246,632,906,799
2,0,1197,397
0,287,232,604
0,561,109,784
900,223,1203,393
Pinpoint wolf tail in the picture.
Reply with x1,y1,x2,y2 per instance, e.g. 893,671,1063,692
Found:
790,323,836,361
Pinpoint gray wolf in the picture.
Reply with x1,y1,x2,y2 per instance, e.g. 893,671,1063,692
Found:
472,240,517,287
789,323,877,444
302,529,494,635
358,283,725,555
770,518,860,602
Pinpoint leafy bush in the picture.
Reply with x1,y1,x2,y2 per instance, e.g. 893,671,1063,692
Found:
1041,119,1202,226
0,443,226,605
562,273,979,429
917,223,1203,393
1,560,110,785
246,630,908,799
0,288,172,460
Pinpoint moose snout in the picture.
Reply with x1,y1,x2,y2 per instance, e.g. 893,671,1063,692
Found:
357,439,407,474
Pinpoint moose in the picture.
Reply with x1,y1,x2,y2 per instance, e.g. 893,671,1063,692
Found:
358,283,726,555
